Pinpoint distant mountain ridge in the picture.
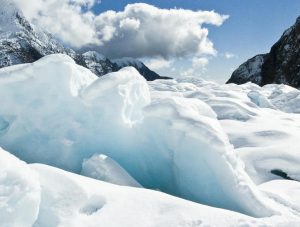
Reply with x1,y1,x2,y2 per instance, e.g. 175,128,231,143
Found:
227,16,300,88
113,57,171,81
0,0,169,81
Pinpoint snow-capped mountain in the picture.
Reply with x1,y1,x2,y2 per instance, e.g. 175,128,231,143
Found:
0,0,167,80
0,0,76,67
227,16,300,87
80,51,119,76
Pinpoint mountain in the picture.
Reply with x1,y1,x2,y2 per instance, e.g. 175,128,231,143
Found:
80,51,119,76
227,16,300,87
113,58,171,81
0,0,168,81
0,0,77,66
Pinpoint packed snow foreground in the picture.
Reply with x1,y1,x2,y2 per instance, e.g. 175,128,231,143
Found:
0,55,300,226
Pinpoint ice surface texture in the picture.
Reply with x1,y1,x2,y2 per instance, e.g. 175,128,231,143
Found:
0,54,277,217
4,148,297,227
0,148,40,227
81,154,142,187
0,147,299,226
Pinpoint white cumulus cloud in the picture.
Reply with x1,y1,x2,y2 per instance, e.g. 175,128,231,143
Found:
192,57,209,68
14,1,228,59
179,57,209,77
144,57,174,71
92,4,228,58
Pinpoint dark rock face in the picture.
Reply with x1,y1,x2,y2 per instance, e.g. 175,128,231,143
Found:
227,16,300,88
0,1,168,81
227,54,267,85
112,58,171,81
134,64,171,81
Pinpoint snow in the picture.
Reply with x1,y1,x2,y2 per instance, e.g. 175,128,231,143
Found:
149,78,300,185
1,54,300,225
0,148,40,227
260,180,300,217
0,54,278,217
82,51,106,62
0,148,299,227
81,51,115,76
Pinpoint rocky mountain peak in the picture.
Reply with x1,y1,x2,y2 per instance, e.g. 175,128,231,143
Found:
296,16,300,25
0,0,168,81
227,16,300,88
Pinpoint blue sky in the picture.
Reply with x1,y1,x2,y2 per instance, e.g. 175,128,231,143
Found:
92,0,300,82
18,0,300,82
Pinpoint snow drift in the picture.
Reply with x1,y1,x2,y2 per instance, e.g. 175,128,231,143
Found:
3,148,298,227
0,54,277,217
149,78,300,184
0,148,40,227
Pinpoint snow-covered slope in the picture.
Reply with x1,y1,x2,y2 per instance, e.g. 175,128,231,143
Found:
1,54,300,225
2,148,299,227
0,148,40,227
150,78,300,184
227,16,300,87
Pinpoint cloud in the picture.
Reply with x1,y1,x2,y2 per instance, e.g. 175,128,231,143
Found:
143,58,173,71
192,57,209,68
14,1,228,59
180,68,195,77
92,4,228,59
180,57,209,77
224,52,238,59
13,0,100,47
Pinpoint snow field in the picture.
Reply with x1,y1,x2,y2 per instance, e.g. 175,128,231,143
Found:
0,54,300,226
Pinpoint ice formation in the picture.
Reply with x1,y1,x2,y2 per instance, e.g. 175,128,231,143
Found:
0,148,40,227
0,54,276,217
1,54,300,226
0,147,300,226
149,78,300,184
2,148,298,227
81,154,142,187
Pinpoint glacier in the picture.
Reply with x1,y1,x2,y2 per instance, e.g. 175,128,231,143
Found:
0,54,300,226
80,154,142,188
2,147,298,227
0,148,40,227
